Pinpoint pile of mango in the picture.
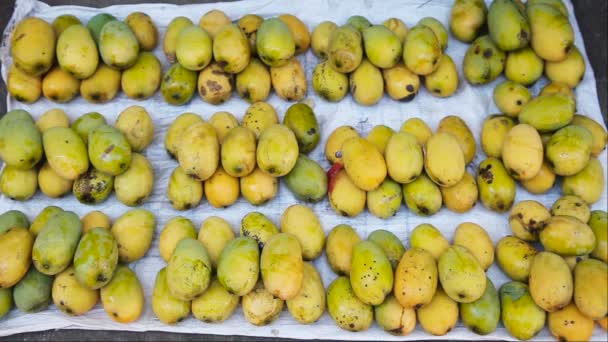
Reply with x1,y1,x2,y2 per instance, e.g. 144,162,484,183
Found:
164,101,326,209
0,207,156,322
0,106,155,206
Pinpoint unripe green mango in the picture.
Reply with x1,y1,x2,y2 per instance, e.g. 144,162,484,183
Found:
477,157,516,212
71,112,107,144
99,20,140,69
0,210,29,234
100,265,143,323
73,227,118,290
403,25,442,75
256,18,295,67
327,276,373,332
221,127,256,178
167,238,211,301
0,166,37,201
362,25,401,68
286,262,325,324
460,277,500,335
13,267,52,313
214,24,251,73
240,212,278,249
32,211,82,275
346,15,371,32
350,240,394,305
192,278,239,323
0,110,42,170
86,13,116,44
367,179,403,219
283,103,320,154
540,215,596,256
438,245,486,303
261,233,303,300
152,267,190,325
529,251,573,312
500,281,546,340
88,124,132,176
10,17,55,76
72,167,114,204
403,173,442,216
56,24,98,79
488,0,530,51
546,125,593,176
463,35,506,85
527,3,574,62
256,124,299,177
121,52,161,100
0,227,33,288
328,25,363,73
519,94,575,132
217,237,260,296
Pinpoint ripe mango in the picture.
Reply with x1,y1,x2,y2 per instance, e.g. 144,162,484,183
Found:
217,237,260,296
100,265,144,323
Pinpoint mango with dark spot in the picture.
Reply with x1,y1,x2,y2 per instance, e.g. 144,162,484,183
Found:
546,125,593,176
527,3,574,62
423,54,459,98
238,14,263,55
496,235,538,281
463,35,505,85
176,26,212,71
32,211,82,276
99,20,140,70
163,16,193,64
508,200,550,242
500,281,546,340
114,153,154,206
477,157,516,212
403,25,442,76
13,267,52,313
240,212,278,249
460,277,500,335
375,294,416,335
10,17,55,76
438,245,486,303
166,238,211,301
284,154,327,203
56,24,98,79
213,24,251,74
488,0,530,51
73,227,118,290
327,276,373,332
0,227,33,288
111,209,155,263
242,102,278,138
270,57,307,101
152,267,191,324
177,121,219,181
197,62,233,104
548,303,595,342
325,126,359,164
493,81,532,117
367,179,403,219
417,286,459,336
236,58,271,103
256,18,295,67
100,265,144,323
312,60,348,102
41,66,80,103
242,280,284,326
502,123,544,180
7,64,41,103
551,195,590,224
505,47,544,86
311,21,337,59
121,52,161,100
71,112,107,144
72,167,114,204
481,115,515,158
283,103,320,154
88,124,132,176
350,240,393,305
327,25,363,73
382,63,420,101
80,64,121,104
450,0,487,43
217,237,260,296
256,124,299,177
52,266,99,316
326,224,361,275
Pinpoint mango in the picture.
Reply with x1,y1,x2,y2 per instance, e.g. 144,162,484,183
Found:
32,211,82,275
0,166,37,201
159,217,196,262
375,295,416,335
286,262,325,324
176,26,212,71
191,278,239,323
236,58,271,103
167,166,203,210
198,216,235,268
256,124,299,177
551,195,590,222
81,210,110,231
562,157,604,204
56,24,98,79
453,222,494,270
438,245,486,303
111,209,154,263
280,205,324,260
574,259,607,319
260,233,303,300
240,212,278,248
437,115,476,164
100,265,144,323
13,268,52,313
450,0,487,43
164,113,202,159
383,18,408,42
277,14,309,55
0,210,29,233
114,153,154,206
0,287,12,318
88,124,132,176
477,157,516,212
217,237,260,296
71,112,106,144
547,125,593,176
166,238,211,301
73,227,118,290
256,18,295,67
209,111,238,143
418,17,448,50
42,66,80,103
367,179,403,219
199,9,230,38
403,25,442,75
500,281,546,340
527,3,574,62
509,200,551,241
152,268,190,324
382,63,419,101
52,266,99,315
10,17,55,76
72,167,114,204
86,13,116,44
441,172,478,213
502,124,544,180
409,223,448,259
115,105,154,152
417,286,459,336
402,173,443,216
326,224,361,275
545,44,585,87
99,20,139,69
327,276,373,332
496,236,538,281
178,121,219,181
540,81,575,99
481,115,515,158
327,25,363,73
519,94,575,132
213,24,250,74
394,248,437,309
312,60,348,102
197,62,233,104
163,16,193,64
423,54,459,97
328,168,366,217
238,14,263,54
52,14,81,37
528,0,568,15
0,227,33,288
488,0,530,51
79,64,120,103
270,57,307,101
7,64,41,103
36,109,69,133
349,58,384,106
548,303,595,342
540,215,596,256
325,126,359,164
350,241,394,305
529,251,573,312
460,277,500,335
365,230,404,270
240,167,278,205
366,125,394,155
342,137,386,191
219,127,256,178
242,102,278,137
0,110,42,169
521,161,556,194
493,81,532,117
399,118,431,145
571,115,607,156
125,12,157,51
284,154,327,203
121,52,161,100
242,280,284,325
362,25,401,68
283,103,319,154
311,21,337,58
589,210,607,262
29,206,63,236
505,47,544,86
346,15,371,32
424,132,465,187
463,35,506,85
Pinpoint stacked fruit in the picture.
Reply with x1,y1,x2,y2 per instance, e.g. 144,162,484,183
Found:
0,106,155,206
0,207,156,322
164,101,325,209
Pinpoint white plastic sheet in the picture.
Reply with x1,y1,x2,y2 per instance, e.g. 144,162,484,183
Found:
1,0,607,339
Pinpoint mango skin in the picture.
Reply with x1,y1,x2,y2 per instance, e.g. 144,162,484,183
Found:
283,103,320,154
477,157,516,212
0,227,33,288
311,21,337,58
256,124,299,177
13,267,53,313
375,294,416,336
424,132,465,187
261,233,304,300
327,276,373,332
177,122,219,181
198,216,235,268
488,0,530,51
32,211,82,276
326,224,361,275
342,137,387,191
111,209,155,263
327,25,363,73
546,125,593,176
574,259,608,319
367,179,403,219
213,24,251,74
80,64,121,103
502,124,544,180
42,66,80,103
505,47,544,86
71,112,106,145
394,248,437,309
72,168,114,204
73,227,118,290
527,3,574,62
240,167,278,205
463,35,506,85
192,278,239,323
11,17,56,76
167,238,211,301
460,277,500,335
164,113,202,159
403,173,443,217
362,25,402,68
540,215,596,256
240,212,278,249
152,267,190,324
121,52,161,100
256,18,295,67
270,57,307,101
562,157,605,204
529,251,573,312
99,20,140,69
519,94,575,133
0,210,29,234
366,125,394,156
450,0,487,43
0,110,42,170
100,265,144,323
88,125,132,176
350,241,394,305
236,58,271,103
349,59,384,106
438,245,486,303
500,281,546,340
328,168,366,217
417,286,459,336
280,205,325,260
286,262,325,324
0,166,37,201
589,210,607,262
163,16,193,64
242,280,284,326
7,64,41,103
56,24,99,79
0,287,12,318
217,237,260,296
284,154,327,203
114,153,154,206
52,266,99,316
86,13,116,44
125,12,158,51
312,60,349,102
403,25,442,75
409,223,449,259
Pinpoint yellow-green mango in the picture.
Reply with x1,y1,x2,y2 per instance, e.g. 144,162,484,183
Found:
481,115,515,157
236,58,271,103
437,115,476,164
115,105,154,152
80,64,121,103
453,222,494,270
217,237,260,296
418,17,448,51
349,58,384,106
99,20,140,69
383,18,408,43
88,124,132,176
460,277,500,335
551,195,590,222
286,262,325,324
496,235,538,281
159,216,196,262
400,117,432,145
111,209,155,263
571,115,607,156
240,167,278,205
546,125,593,176
71,112,106,144
163,16,193,64
167,166,203,211
152,267,190,324
197,62,234,104
261,233,303,300
32,211,82,275
284,154,327,203
505,47,544,86
164,113,202,159
502,124,544,180
493,81,532,117
477,157,516,212
56,24,98,79
325,125,359,164
270,57,307,101
509,200,551,241
176,26,212,71
540,215,596,256
438,245,486,303
242,280,284,326
403,25,442,75
362,25,401,68
72,167,114,204
327,276,373,332
367,179,403,219
0,210,29,234
177,121,219,181
121,52,161,100
220,127,256,177
52,14,81,37
125,12,157,51
403,173,443,216
394,247,437,309
326,224,361,275
29,206,62,236
199,9,231,38
417,286,459,336
0,227,33,288
86,13,116,44
278,14,309,55
382,64,420,101
546,46,585,88
114,153,154,206
574,259,607,319
548,303,595,342
423,54,459,98
238,14,263,55
100,265,144,323
463,35,506,85
346,15,371,32
366,125,394,155
52,266,99,316
589,210,607,262
280,205,325,260
488,0,530,51
0,110,42,169
527,3,574,62
73,227,118,290
424,132,465,187
283,103,319,154
312,60,348,102
213,24,250,74
529,251,572,312
242,102,278,138
375,294,416,335
198,216,235,268
0,166,37,201
10,17,55,76
500,281,546,340
342,137,387,191
409,223,449,259
562,157,604,204
192,278,239,323
350,241,393,305
256,124,299,177
240,212,278,248
41,66,80,103
311,21,337,58
256,18,295,67
327,25,363,73
450,0,487,43
440,171,478,213
0,287,12,318
166,238,211,301
13,267,52,313
7,64,41,103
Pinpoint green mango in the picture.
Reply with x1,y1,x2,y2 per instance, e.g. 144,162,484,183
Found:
367,179,403,219
519,94,575,132
213,24,251,73
176,26,212,71
242,280,284,326
56,24,98,79
152,267,190,324
346,15,371,32
86,13,116,44
477,157,516,212
240,212,279,248
221,127,257,177
284,154,327,203
191,278,239,323
402,25,442,75
29,206,62,236
505,47,544,86
0,287,12,319
10,17,55,76
121,52,161,100
374,294,416,335
283,103,319,154
13,268,52,313
286,262,325,324
99,20,140,69
546,125,593,176
500,281,546,340
166,238,212,301
100,265,143,323
589,210,607,262
327,276,373,332
527,3,574,62
72,167,114,204
312,60,349,102
460,277,500,335
367,229,405,269
71,112,107,144
42,127,89,180
328,25,363,73
260,233,304,300
256,124,299,177
362,25,402,68
463,35,506,85
438,245,486,303
217,237,260,296
0,166,37,201
32,211,82,275
0,110,42,169
350,240,393,305
540,215,596,256
0,210,29,234
488,0,530,51
402,173,442,216
562,157,605,204
256,18,295,67
161,63,198,105
73,227,118,290
88,124,132,176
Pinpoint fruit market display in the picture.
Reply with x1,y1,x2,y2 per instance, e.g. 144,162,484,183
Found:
1,0,608,341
